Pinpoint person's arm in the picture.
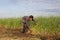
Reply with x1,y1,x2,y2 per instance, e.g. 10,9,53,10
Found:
32,19,40,25
32,19,37,25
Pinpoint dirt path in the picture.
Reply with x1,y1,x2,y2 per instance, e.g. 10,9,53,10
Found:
0,27,41,40
0,27,60,40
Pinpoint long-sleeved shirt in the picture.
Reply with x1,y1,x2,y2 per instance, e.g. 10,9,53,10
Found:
22,16,30,26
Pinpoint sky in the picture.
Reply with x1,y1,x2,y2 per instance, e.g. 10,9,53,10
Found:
0,0,60,18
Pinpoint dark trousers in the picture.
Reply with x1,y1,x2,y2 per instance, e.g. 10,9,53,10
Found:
22,23,29,33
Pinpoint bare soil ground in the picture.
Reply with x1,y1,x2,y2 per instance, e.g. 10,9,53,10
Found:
0,27,60,40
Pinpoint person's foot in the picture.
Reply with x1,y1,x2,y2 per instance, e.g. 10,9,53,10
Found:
21,31,25,33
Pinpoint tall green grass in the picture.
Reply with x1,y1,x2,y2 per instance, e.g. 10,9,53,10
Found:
0,18,21,28
0,17,60,34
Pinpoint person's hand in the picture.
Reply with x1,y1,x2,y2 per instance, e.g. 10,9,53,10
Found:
36,22,40,25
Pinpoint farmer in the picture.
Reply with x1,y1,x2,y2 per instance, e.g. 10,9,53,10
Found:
21,15,35,33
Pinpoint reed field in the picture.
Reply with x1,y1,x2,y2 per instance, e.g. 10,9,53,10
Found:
0,16,60,40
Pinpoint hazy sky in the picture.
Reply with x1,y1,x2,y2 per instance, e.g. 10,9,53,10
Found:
0,0,60,18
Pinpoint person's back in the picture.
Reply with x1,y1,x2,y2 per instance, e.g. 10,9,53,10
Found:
22,16,29,20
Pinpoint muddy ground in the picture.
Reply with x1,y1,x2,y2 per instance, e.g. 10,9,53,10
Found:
0,27,60,40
